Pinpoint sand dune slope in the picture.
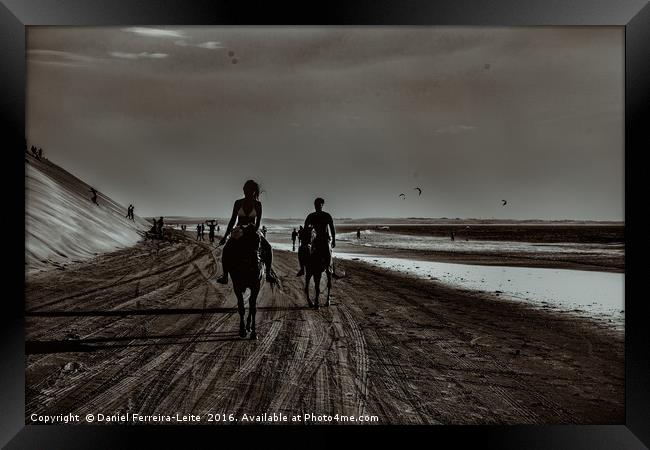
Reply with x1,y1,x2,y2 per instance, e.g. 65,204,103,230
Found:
26,153,149,272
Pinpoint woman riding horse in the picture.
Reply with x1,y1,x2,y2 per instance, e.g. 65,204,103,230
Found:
217,179,277,285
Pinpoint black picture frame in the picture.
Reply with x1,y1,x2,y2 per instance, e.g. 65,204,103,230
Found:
1,0,648,448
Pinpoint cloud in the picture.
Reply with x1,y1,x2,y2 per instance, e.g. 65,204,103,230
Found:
122,27,185,39
109,51,168,60
28,49,96,66
196,41,224,50
175,40,224,49
435,125,477,134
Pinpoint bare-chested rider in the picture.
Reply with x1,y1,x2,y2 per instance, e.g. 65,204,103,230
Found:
296,197,335,276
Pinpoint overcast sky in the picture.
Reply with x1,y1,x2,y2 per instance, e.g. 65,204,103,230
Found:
26,27,623,220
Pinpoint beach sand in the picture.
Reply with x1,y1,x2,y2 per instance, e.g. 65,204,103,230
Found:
25,232,623,424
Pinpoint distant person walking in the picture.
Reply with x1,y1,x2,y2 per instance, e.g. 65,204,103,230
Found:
206,220,217,244
126,204,134,220
200,224,205,240
451,230,455,241
90,188,98,205
356,227,361,239
291,228,298,251
156,217,164,237
196,224,202,240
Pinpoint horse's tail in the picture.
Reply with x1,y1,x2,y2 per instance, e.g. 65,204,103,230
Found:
266,266,281,290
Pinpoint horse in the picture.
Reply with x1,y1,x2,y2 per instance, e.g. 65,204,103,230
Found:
302,228,332,309
225,225,268,340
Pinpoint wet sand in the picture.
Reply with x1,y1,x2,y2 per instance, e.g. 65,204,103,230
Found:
25,232,624,424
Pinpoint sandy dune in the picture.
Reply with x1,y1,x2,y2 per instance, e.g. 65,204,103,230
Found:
25,233,623,425
25,153,149,273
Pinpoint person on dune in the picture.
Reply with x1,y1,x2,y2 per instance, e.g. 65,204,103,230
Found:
216,179,277,285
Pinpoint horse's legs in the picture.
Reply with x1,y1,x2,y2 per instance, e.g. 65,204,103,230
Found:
248,284,260,340
325,270,332,306
236,290,246,338
245,290,252,332
305,271,314,308
313,272,321,309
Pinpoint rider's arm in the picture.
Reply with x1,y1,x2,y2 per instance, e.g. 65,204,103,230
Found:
255,201,262,231
328,214,336,247
222,201,239,238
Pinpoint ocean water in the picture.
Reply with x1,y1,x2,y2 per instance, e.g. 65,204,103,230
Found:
270,240,624,321
335,230,623,256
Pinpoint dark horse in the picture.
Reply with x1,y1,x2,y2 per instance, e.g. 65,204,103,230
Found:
227,225,272,340
301,228,332,309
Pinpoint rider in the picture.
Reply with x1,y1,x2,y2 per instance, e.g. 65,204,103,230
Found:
296,197,335,277
217,179,276,285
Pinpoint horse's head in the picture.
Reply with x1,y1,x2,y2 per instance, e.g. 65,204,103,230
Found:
298,227,312,245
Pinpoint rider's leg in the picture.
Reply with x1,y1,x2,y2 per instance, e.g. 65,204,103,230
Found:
217,239,232,284
260,236,276,282
296,245,306,276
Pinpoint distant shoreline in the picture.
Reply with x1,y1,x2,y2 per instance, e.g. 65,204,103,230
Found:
144,216,624,226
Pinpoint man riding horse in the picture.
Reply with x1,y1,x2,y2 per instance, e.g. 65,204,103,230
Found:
298,197,336,308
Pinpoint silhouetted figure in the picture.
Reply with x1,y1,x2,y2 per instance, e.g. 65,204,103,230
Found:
126,204,134,220
196,224,202,240
356,228,361,239
291,228,298,251
200,224,205,240
156,217,164,237
217,179,276,285
217,225,220,233
297,197,335,277
206,220,217,244
451,230,455,241
90,188,98,205
298,226,304,246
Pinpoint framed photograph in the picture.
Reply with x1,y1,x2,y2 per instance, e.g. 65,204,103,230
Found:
2,0,648,447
